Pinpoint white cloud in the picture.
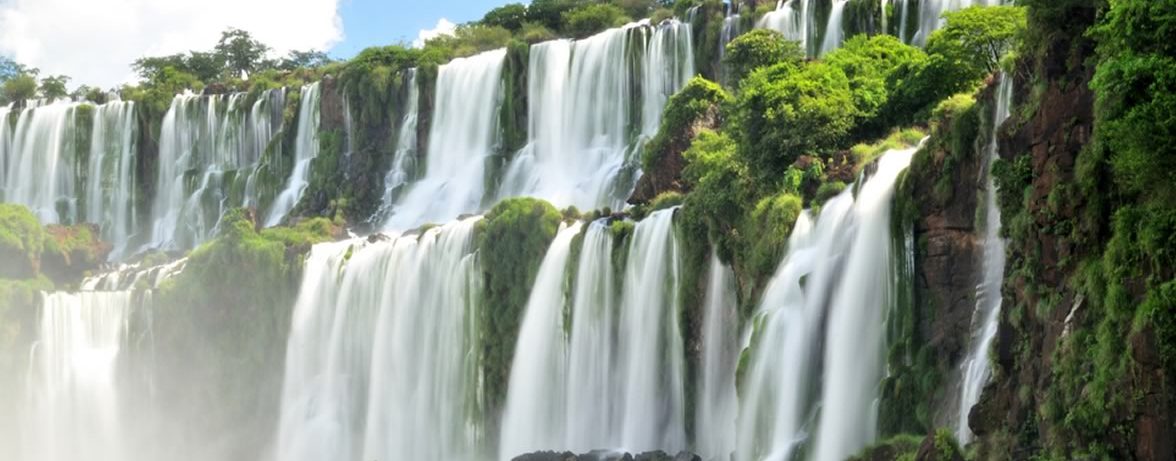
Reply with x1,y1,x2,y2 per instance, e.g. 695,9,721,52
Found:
0,0,344,88
412,18,456,48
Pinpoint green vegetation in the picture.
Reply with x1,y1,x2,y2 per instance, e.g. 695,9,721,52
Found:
643,76,731,172
475,198,563,413
563,3,631,38
926,6,1027,83
723,29,805,88
0,204,47,278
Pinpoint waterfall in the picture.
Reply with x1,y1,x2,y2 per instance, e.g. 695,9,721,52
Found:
1,101,80,224
496,21,694,214
150,90,284,251
695,252,739,461
819,0,850,56
736,147,917,461
0,103,12,199
498,208,686,458
809,147,915,461
0,99,140,256
758,0,818,56
956,74,1013,444
85,101,139,260
383,50,506,229
22,290,133,461
378,69,421,215
498,222,584,459
265,83,322,227
244,88,287,210
275,218,483,461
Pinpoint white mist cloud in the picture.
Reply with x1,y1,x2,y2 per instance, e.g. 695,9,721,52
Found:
413,18,456,48
0,0,344,88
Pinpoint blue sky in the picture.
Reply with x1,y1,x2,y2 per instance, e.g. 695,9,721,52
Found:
0,0,523,87
332,0,516,59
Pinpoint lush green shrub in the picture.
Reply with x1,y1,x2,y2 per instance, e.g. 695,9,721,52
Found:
731,61,856,182
744,192,802,283
519,22,558,43
823,34,926,139
0,204,47,278
562,3,631,38
723,29,805,89
475,197,562,412
643,76,732,171
1090,0,1176,204
681,130,749,263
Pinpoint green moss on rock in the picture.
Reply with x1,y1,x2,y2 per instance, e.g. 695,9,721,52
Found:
475,197,562,414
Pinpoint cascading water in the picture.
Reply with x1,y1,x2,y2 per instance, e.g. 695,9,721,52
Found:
498,222,584,459
265,83,322,227
499,208,686,458
819,0,850,55
85,101,139,259
21,290,133,461
14,261,183,461
1,99,140,257
1,101,81,224
275,218,483,461
956,74,1013,444
383,50,506,229
496,21,694,214
378,69,421,216
736,146,917,461
150,90,284,251
695,252,739,461
758,0,819,56
244,88,287,210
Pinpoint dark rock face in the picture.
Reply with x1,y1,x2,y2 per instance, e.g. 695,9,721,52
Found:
513,450,701,461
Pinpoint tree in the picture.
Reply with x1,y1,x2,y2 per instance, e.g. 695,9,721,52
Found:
723,29,805,88
2,74,38,103
526,0,575,32
926,6,1026,78
482,3,529,31
215,28,271,78
279,50,332,71
731,61,856,181
39,75,70,100
562,3,630,38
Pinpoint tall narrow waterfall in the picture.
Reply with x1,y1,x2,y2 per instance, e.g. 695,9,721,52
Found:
498,222,584,459
819,0,850,55
383,50,506,229
736,147,916,461
378,69,421,214
496,21,694,213
275,218,483,460
85,101,139,259
499,208,686,459
150,90,285,251
266,83,322,227
957,74,1013,444
696,252,739,461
